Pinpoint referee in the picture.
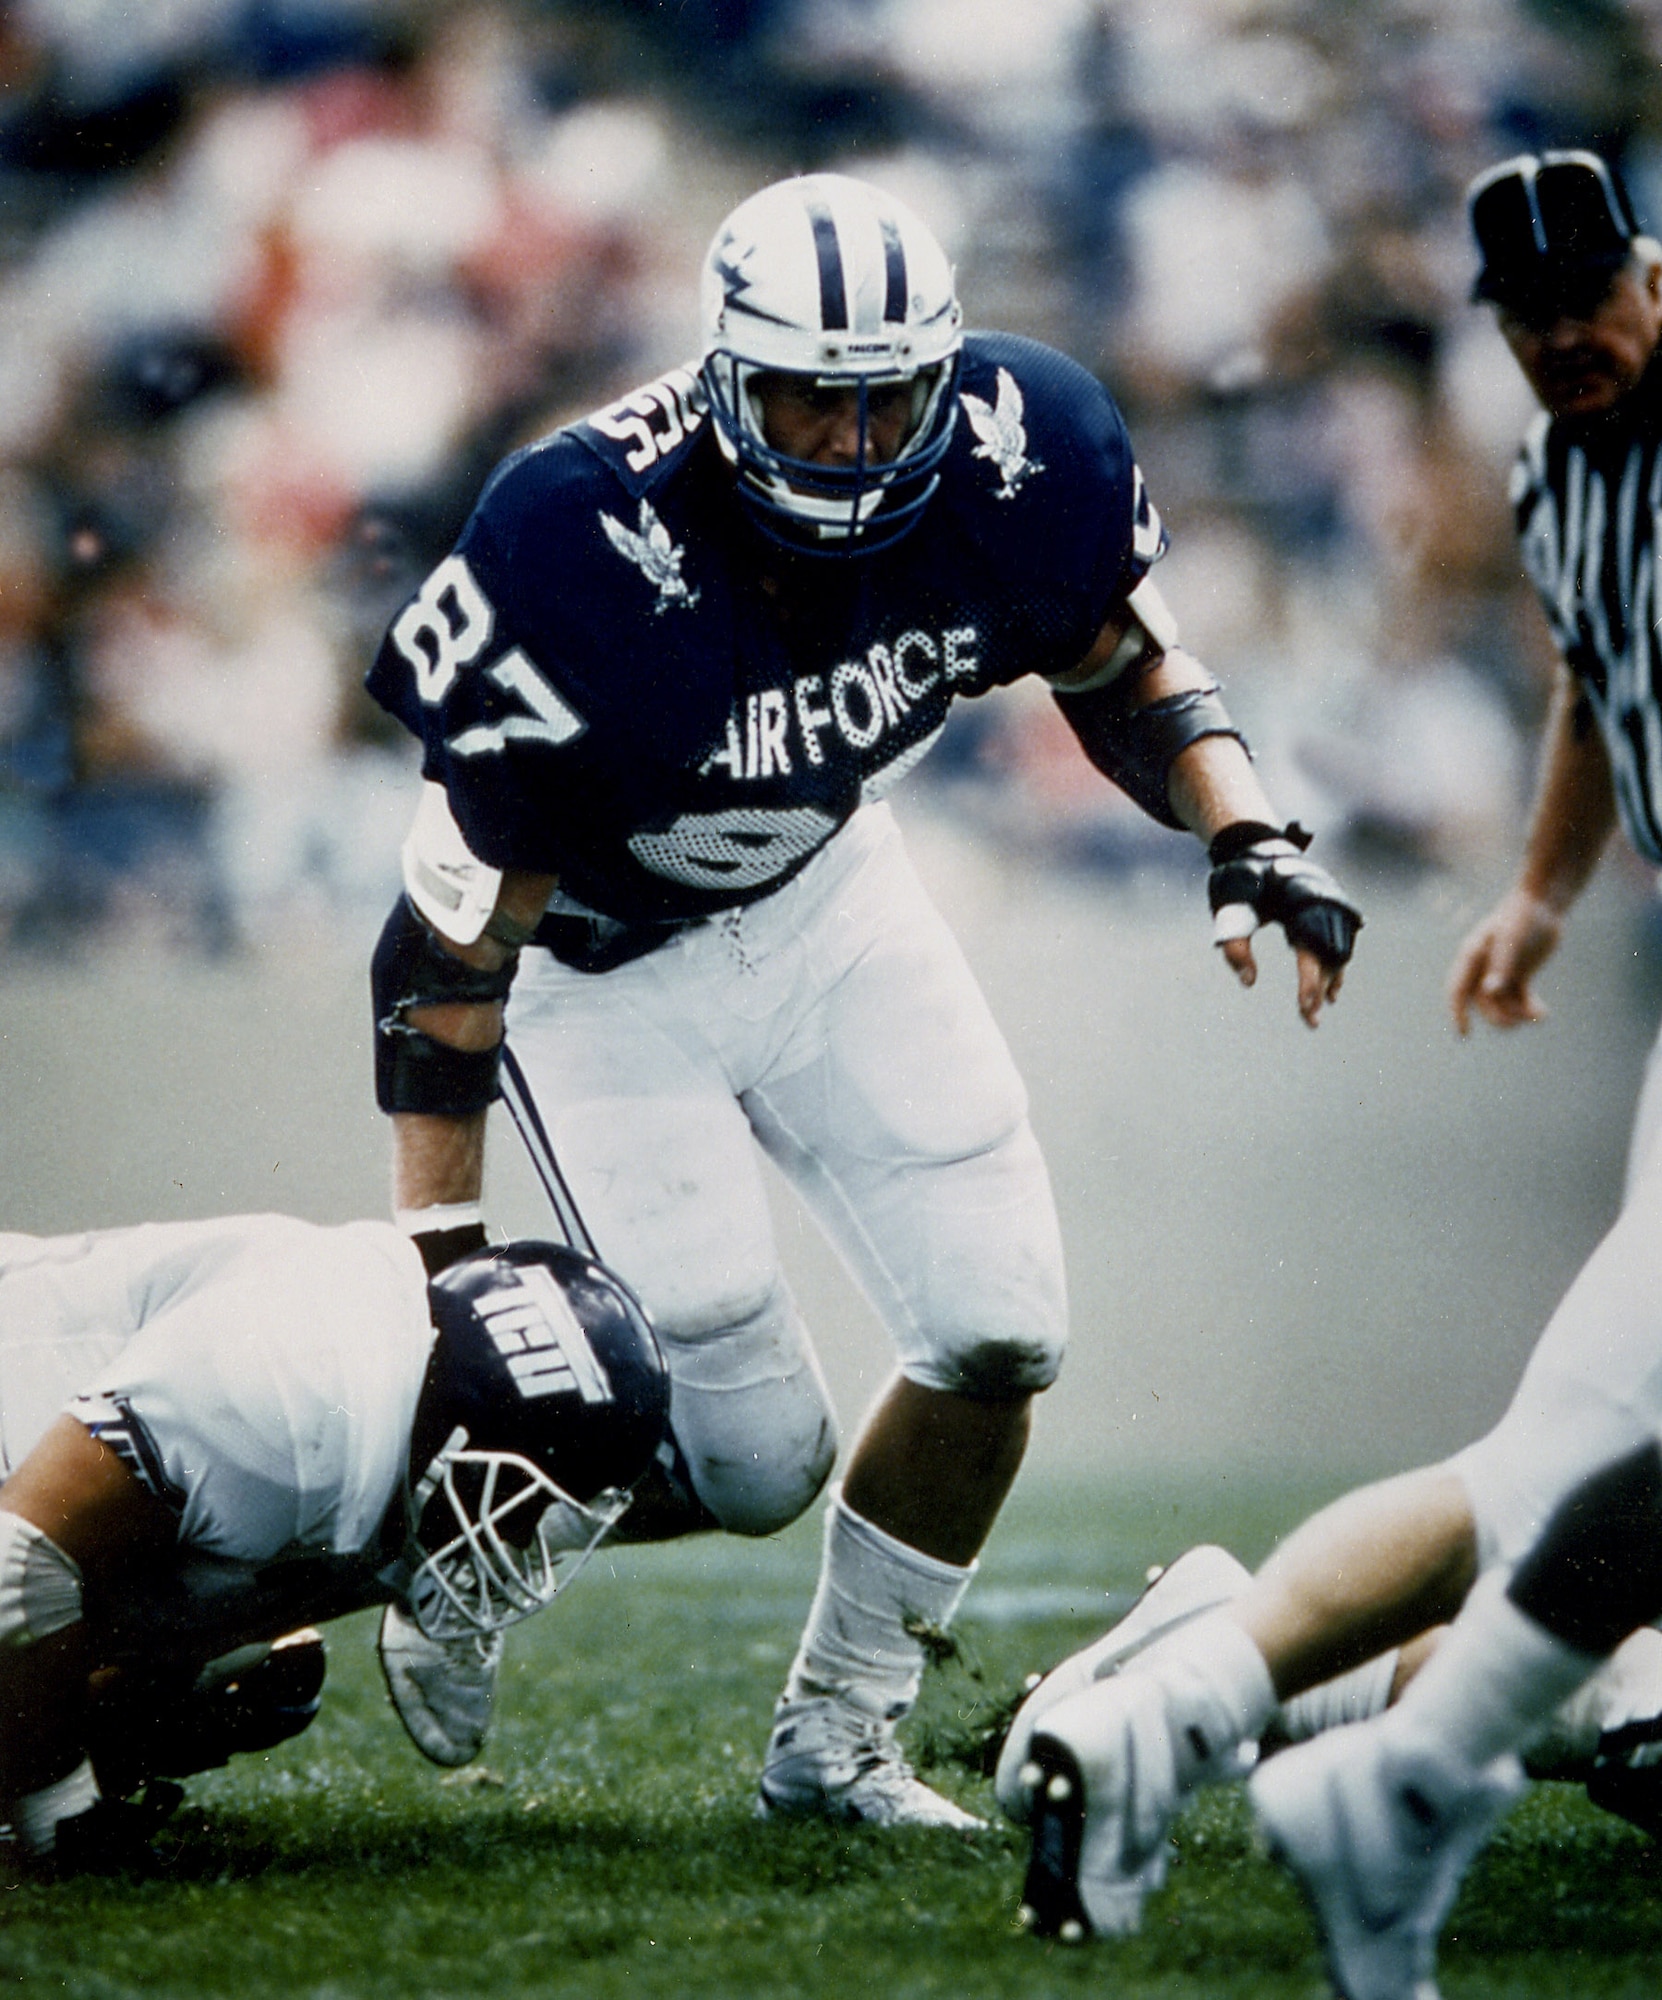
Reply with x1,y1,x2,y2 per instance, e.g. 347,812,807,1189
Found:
1448,149,1662,1191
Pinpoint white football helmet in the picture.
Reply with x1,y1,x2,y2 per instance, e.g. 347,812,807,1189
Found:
699,173,963,554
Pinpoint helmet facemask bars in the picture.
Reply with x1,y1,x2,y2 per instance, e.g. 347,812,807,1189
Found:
399,1431,631,1641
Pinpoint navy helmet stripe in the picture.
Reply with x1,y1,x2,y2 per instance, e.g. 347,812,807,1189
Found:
880,215,908,324
805,199,849,331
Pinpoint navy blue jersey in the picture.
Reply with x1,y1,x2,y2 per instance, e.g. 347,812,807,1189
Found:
366,332,1165,923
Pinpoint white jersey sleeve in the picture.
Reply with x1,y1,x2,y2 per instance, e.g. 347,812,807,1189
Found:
0,1215,433,1562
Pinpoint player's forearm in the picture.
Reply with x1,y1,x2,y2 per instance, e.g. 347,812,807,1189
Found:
392,1107,489,1213
1514,670,1617,914
1058,643,1264,834
1147,649,1280,840
374,867,553,1207
1166,729,1281,843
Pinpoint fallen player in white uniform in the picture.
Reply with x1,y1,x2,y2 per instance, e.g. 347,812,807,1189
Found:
0,1213,666,1871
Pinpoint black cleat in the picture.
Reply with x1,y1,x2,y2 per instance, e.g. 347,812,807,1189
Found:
42,1786,185,1877
1018,1738,1093,1943
1586,1734,1662,1841
198,1628,327,1757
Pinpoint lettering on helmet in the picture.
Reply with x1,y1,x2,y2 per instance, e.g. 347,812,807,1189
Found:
478,1268,615,1404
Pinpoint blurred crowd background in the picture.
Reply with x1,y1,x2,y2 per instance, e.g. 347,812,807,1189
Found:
4,0,1661,955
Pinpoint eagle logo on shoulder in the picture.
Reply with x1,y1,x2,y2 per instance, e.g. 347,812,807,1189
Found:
961,368,1044,500
599,499,700,613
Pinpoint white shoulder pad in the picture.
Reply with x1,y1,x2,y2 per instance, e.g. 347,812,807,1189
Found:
402,783,503,947
1049,576,1183,696
1125,575,1179,651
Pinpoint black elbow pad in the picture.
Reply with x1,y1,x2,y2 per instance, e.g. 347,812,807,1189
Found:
1056,681,1249,828
371,895,520,1117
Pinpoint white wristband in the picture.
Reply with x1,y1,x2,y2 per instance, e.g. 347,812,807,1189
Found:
395,1202,485,1237
14,1757,99,1856
1212,902,1259,945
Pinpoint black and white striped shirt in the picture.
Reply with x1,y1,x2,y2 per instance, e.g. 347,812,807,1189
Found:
1514,367,1662,861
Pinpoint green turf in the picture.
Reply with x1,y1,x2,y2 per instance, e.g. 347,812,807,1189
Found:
5,1473,1661,1998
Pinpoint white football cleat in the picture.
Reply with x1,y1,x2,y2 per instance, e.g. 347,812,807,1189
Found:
756,1694,984,1829
996,1543,1251,1824
1016,1710,1170,1941
1015,1652,1257,1941
378,1603,502,1767
1250,1723,1525,2000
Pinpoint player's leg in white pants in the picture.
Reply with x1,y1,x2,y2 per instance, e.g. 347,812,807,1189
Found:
503,957,839,1538
738,809,1067,1823
503,807,1067,1822
1453,1184,1662,1579
502,806,1065,1526
1422,1187,1662,1819
741,818,1066,1411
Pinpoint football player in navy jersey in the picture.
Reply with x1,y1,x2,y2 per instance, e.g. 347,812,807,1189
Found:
364,173,1362,1825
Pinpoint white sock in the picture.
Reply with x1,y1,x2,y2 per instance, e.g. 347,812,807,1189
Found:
782,1489,975,1723
1277,1650,1400,1741
1390,1571,1601,1769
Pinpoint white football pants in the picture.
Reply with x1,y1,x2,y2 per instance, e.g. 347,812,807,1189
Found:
502,804,1068,1537
1456,1009,1662,1568
1454,1178,1662,1570
1624,1007,1662,1202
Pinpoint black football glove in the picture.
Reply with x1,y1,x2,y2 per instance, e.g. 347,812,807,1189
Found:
1206,821,1362,968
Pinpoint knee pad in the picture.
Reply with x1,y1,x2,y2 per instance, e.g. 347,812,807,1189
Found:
659,1282,838,1538
0,1510,84,1647
892,1125,1068,1398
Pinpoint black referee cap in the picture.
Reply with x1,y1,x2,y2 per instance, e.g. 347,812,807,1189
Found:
1468,150,1642,317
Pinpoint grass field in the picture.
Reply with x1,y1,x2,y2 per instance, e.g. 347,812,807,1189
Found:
6,1473,1661,2000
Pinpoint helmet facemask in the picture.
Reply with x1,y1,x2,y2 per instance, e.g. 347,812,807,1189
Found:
393,1240,670,1641
400,1427,632,1641
704,353,961,553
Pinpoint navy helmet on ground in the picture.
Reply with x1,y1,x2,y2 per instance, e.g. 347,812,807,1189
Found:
403,1242,669,1638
